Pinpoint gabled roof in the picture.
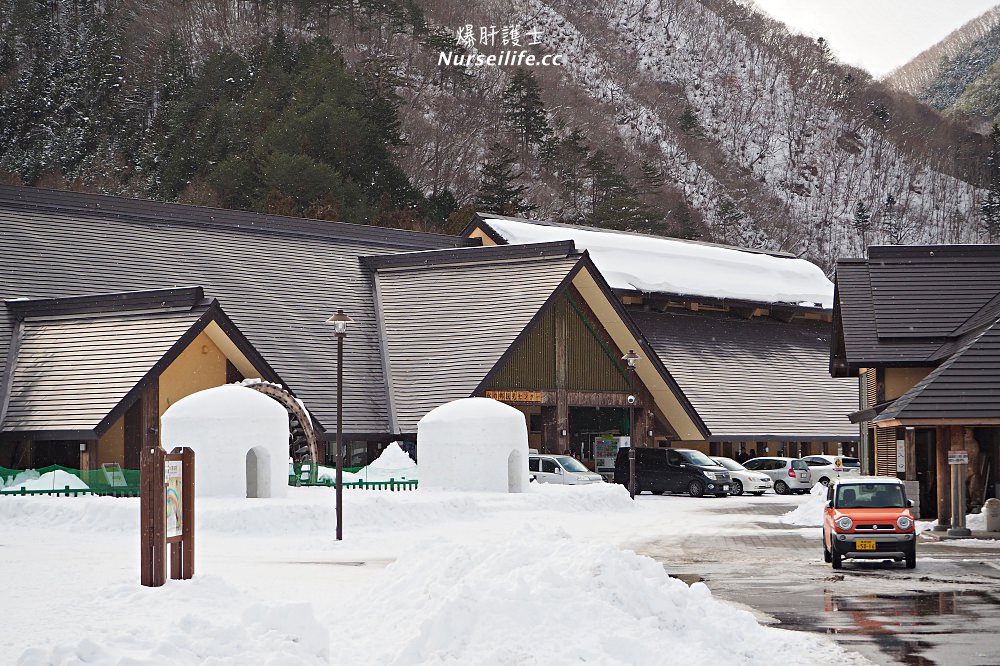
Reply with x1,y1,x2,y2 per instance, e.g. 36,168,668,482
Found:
366,243,585,432
0,185,476,435
831,245,1000,376
631,309,859,441
0,287,281,439
465,213,833,308
875,319,1000,426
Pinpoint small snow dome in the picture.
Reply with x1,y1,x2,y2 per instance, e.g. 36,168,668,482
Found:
417,398,529,493
161,384,289,498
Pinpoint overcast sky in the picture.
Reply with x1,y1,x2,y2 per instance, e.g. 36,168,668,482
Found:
749,0,1000,78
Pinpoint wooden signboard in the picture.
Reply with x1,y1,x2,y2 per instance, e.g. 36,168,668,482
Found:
141,446,195,586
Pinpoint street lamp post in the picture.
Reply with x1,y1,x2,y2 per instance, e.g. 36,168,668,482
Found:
622,350,640,500
325,308,353,541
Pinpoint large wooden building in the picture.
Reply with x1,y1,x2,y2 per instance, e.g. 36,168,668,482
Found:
465,215,859,460
2,185,858,475
831,245,1000,520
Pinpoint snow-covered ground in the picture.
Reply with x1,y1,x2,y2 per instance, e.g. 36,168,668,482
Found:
1,485,874,665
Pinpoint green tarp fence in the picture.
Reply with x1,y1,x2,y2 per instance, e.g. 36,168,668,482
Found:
0,464,141,497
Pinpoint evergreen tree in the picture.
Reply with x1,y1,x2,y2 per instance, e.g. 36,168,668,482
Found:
503,69,550,151
880,193,911,245
853,200,873,249
679,107,703,137
475,142,534,215
715,198,746,243
584,149,629,213
982,124,1000,242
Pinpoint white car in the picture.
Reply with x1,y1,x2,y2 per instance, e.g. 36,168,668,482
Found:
711,457,773,496
801,455,862,486
743,457,812,494
529,455,605,485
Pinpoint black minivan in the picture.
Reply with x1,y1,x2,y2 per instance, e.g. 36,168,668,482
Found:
613,447,731,497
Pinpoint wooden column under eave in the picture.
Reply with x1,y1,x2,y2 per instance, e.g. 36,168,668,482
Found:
554,299,569,455
904,428,917,482
935,426,951,530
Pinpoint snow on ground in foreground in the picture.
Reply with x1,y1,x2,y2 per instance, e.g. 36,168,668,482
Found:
3,485,870,665
777,483,828,526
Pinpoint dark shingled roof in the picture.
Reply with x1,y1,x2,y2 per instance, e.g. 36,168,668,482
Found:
631,309,859,441
0,185,476,436
366,243,584,433
832,246,1000,375
0,288,269,437
876,320,1000,424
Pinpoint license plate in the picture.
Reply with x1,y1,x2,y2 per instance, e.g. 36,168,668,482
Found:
855,539,876,550
723,485,730,491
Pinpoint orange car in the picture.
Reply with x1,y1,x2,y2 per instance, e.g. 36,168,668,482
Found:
822,477,917,570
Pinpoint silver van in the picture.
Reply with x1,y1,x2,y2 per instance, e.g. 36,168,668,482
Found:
529,455,605,485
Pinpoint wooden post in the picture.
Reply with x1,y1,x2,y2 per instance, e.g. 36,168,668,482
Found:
555,300,569,454
140,444,166,586
934,426,951,530
167,447,195,580
904,428,917,482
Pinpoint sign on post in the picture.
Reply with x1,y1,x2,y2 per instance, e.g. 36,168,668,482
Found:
141,446,195,586
948,450,969,465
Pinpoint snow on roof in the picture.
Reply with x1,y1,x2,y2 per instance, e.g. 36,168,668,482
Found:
480,217,834,308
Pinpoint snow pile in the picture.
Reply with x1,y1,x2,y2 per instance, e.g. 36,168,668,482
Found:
778,483,828,526
18,577,330,666
351,442,418,482
1,469,89,493
336,533,862,666
1,468,40,489
482,217,833,308
918,511,988,533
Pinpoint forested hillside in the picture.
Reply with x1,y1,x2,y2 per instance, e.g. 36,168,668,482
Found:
0,0,993,270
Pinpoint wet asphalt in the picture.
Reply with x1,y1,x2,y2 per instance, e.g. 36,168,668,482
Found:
636,498,1000,666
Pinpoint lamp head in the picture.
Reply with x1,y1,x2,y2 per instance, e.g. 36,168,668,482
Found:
325,309,353,335
622,349,640,368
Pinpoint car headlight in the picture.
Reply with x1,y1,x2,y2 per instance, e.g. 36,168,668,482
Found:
757,476,770,483
835,516,853,531
897,516,913,530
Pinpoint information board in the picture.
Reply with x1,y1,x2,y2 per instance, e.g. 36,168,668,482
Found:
165,460,183,539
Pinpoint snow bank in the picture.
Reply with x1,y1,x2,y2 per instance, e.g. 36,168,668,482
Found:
778,483,828,526
325,442,418,483
18,576,330,666
1,469,89,492
483,217,834,308
335,532,862,666
918,511,987,533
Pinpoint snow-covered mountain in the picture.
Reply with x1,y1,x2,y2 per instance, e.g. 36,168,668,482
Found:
0,0,991,271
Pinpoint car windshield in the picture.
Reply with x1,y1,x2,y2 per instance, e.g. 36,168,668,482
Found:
556,456,589,473
837,484,905,508
681,450,717,466
712,457,745,472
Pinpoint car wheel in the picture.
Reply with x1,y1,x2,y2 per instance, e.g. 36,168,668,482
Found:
905,549,916,569
831,549,843,570
819,477,831,486
688,480,705,498
730,480,744,496
774,480,789,495
823,544,831,563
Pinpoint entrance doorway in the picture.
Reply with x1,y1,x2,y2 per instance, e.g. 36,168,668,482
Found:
569,406,628,460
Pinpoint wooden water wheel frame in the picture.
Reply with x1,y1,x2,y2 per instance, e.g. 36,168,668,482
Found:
244,382,321,465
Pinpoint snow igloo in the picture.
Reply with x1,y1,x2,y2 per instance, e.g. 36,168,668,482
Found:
161,384,289,498
417,398,529,493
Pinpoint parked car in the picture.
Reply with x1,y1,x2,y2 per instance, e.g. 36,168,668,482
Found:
711,457,773,496
801,454,862,486
613,447,731,497
529,454,604,485
822,477,916,569
743,457,812,495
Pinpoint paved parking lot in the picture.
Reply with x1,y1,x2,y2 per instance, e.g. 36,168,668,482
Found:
635,497,1000,666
